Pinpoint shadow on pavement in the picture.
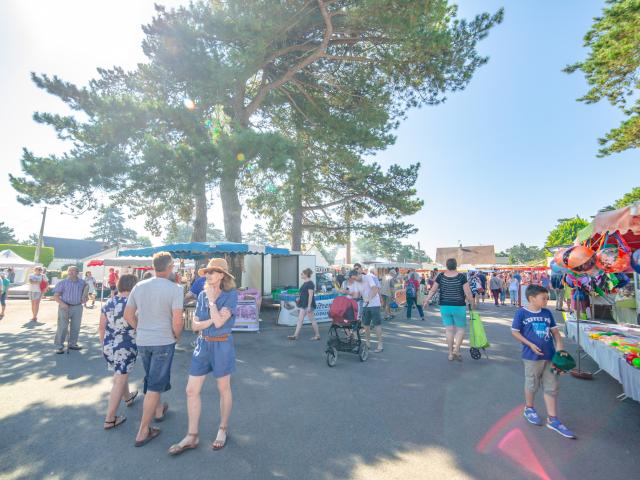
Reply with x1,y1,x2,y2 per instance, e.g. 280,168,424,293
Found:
0,305,639,479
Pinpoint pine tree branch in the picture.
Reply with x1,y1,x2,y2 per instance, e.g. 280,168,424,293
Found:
244,0,334,121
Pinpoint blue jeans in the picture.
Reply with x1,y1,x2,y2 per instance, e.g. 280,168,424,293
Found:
139,344,176,393
406,296,424,319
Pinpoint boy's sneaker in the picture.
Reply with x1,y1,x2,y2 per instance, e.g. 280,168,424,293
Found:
523,407,542,426
546,418,576,439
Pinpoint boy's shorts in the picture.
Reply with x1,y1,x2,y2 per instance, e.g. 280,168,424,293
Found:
523,360,558,396
362,307,382,326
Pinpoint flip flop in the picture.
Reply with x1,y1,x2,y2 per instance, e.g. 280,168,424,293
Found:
155,402,169,422
168,433,199,456
287,335,298,340
124,390,138,407
310,336,321,341
104,415,126,430
135,427,161,447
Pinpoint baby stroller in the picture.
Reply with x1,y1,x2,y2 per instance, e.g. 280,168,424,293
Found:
325,296,369,367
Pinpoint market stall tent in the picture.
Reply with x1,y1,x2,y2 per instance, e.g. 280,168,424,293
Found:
575,203,640,250
0,249,36,283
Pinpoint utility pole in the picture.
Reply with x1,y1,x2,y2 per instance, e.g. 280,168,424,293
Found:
34,206,47,264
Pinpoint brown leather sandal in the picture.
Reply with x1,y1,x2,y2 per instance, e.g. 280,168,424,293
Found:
168,433,199,456
135,427,161,447
103,415,126,430
124,390,138,407
212,426,228,450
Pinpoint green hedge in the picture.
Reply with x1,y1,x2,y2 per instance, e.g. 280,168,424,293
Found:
0,244,54,267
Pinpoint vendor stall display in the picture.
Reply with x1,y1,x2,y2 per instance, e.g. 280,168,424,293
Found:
233,288,261,332
277,292,338,326
565,319,640,402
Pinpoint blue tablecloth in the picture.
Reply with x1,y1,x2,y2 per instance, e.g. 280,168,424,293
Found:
279,292,338,302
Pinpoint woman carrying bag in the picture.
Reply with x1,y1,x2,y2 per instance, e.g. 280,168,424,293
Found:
288,268,320,341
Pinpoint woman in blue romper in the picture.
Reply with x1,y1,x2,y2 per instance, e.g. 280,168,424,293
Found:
169,258,238,455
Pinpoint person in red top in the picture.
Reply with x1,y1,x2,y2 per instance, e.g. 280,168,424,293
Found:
406,272,424,321
108,268,119,297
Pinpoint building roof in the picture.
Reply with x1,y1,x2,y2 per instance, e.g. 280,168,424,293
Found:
435,245,496,266
43,237,106,260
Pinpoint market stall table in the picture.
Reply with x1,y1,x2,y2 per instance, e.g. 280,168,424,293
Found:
277,292,338,326
565,320,640,402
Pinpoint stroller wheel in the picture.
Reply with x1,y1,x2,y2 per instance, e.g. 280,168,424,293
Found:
326,347,338,367
470,347,481,360
359,343,369,362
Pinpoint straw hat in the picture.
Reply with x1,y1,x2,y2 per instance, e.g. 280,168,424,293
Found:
198,258,235,279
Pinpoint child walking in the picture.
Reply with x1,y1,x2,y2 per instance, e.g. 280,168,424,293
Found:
511,285,576,439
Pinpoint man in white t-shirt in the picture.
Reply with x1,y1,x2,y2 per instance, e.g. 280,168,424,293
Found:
346,270,384,353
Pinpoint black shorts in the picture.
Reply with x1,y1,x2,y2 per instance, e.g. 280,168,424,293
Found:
362,306,382,327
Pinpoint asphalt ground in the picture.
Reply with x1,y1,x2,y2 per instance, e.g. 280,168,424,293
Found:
0,297,638,480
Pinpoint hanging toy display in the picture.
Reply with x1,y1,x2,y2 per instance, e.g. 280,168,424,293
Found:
206,105,232,145
550,260,565,273
565,245,596,273
595,244,631,273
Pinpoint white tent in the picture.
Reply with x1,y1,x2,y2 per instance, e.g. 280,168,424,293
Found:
0,249,37,284
0,249,36,267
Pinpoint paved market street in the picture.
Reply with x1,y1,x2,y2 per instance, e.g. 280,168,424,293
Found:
0,298,638,480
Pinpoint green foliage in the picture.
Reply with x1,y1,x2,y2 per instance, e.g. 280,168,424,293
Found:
89,206,138,246
0,244,54,267
163,222,225,244
503,243,545,264
0,223,17,244
243,225,271,245
135,235,153,247
565,0,640,157
614,186,640,208
10,0,502,246
355,237,431,263
24,233,40,246
545,217,590,248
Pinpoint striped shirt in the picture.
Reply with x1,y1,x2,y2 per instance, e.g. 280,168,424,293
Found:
54,278,86,305
435,273,467,306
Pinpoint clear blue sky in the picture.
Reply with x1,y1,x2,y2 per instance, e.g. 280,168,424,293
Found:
1,1,638,258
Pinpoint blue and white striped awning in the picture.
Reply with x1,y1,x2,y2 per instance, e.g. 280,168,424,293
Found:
118,242,289,260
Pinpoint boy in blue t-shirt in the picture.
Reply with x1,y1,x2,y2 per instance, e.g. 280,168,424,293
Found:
511,285,576,439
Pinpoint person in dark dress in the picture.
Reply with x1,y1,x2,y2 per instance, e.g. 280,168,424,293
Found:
288,268,320,340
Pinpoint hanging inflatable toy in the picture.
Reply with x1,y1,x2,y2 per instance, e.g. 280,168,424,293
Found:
615,273,631,289
596,244,631,273
566,245,596,273
595,232,632,273
560,247,576,269
553,248,567,268
631,249,640,275
550,260,564,273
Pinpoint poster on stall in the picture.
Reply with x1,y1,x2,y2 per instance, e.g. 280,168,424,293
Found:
277,296,334,326
232,300,259,332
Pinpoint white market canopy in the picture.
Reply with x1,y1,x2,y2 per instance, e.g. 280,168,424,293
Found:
0,249,36,268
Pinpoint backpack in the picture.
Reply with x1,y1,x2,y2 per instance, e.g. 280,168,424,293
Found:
406,280,417,298
329,296,359,325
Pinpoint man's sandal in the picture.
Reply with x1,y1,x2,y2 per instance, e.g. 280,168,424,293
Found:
212,426,228,450
287,335,298,340
103,415,126,430
124,391,138,407
168,433,199,456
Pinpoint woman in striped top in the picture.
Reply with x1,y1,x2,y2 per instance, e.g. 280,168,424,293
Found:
423,258,474,361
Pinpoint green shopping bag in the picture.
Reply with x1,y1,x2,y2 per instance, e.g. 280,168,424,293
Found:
469,311,490,349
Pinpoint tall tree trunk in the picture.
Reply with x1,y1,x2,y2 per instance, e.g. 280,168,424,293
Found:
220,166,243,281
191,181,207,242
291,205,303,251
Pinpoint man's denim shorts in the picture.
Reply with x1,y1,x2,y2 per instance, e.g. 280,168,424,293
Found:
138,343,176,393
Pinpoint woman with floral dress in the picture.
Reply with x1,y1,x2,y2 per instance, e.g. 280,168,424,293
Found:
99,274,139,429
